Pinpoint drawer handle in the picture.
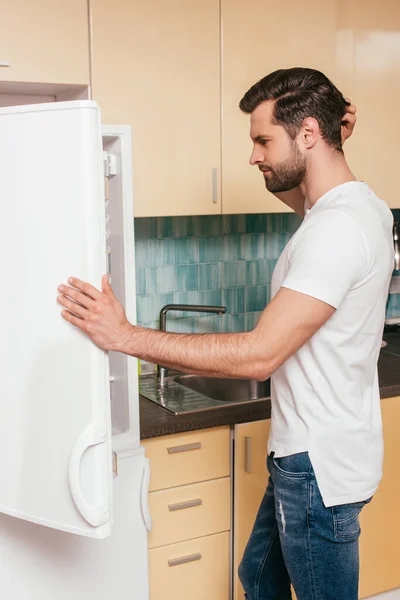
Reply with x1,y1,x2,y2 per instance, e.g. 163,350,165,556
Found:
245,436,252,473
168,553,202,567
0,61,10,67
168,498,202,512
167,442,201,454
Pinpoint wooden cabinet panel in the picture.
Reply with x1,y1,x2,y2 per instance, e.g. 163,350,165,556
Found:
91,0,221,217
142,426,230,492
221,0,400,213
91,0,400,216
145,426,231,598
338,3,400,209
221,0,339,215
148,477,231,549
233,419,270,600
0,0,89,85
359,396,400,598
149,531,230,600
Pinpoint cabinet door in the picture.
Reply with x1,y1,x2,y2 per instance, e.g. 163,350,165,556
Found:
234,420,270,600
221,0,340,215
221,0,400,213
359,396,400,598
91,0,221,218
0,0,89,85
337,3,400,209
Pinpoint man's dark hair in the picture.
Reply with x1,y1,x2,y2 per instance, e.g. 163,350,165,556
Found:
239,67,349,152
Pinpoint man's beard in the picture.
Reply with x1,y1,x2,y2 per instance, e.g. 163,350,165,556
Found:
261,143,307,193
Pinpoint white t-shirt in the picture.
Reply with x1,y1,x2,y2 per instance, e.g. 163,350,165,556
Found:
269,181,394,507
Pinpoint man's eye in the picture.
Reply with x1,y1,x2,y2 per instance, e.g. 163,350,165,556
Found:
259,140,268,146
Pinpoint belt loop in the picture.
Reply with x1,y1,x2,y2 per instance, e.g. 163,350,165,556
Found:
269,451,275,458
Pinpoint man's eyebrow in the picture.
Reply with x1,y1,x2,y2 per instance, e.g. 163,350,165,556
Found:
252,135,271,142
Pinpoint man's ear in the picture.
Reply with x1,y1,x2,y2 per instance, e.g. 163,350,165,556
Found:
299,117,319,149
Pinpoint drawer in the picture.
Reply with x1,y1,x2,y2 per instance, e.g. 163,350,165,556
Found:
143,426,230,491
148,476,231,549
149,531,230,600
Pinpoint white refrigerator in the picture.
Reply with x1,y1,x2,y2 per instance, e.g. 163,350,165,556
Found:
0,100,151,599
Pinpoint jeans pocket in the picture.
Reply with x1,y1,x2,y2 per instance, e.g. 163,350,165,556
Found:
270,452,310,478
332,498,372,540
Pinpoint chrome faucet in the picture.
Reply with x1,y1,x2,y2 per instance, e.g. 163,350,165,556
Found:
156,303,226,383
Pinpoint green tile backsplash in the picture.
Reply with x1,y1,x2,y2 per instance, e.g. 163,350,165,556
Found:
135,209,400,335
134,213,302,334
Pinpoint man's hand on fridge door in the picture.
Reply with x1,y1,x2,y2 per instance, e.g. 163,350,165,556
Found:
57,275,133,351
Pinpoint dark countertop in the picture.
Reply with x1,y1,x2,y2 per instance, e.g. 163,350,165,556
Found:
140,331,400,439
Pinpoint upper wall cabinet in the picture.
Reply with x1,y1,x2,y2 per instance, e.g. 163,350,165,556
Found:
91,0,400,217
0,0,90,85
337,2,400,209
90,0,221,218
221,0,400,213
221,0,339,215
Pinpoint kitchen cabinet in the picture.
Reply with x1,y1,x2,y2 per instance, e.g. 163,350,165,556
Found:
142,426,230,492
221,0,400,213
0,0,89,85
142,426,231,600
90,0,221,218
337,2,400,211
233,420,270,600
359,395,400,598
147,478,230,549
149,532,230,600
91,0,400,217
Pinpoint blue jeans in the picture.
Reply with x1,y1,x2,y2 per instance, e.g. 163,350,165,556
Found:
238,452,372,600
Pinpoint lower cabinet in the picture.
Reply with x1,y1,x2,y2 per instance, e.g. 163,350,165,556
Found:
143,397,400,600
149,531,230,600
359,396,400,598
233,420,270,600
142,426,231,600
148,477,231,549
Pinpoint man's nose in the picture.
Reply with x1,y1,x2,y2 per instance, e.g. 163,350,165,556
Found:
249,147,263,165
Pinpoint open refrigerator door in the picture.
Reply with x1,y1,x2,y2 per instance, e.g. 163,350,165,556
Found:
0,101,147,540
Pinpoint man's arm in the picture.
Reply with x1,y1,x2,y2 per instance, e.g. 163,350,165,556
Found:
57,278,335,381
119,287,334,380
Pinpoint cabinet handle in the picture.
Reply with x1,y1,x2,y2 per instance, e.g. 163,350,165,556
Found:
168,553,202,567
167,442,201,454
245,436,252,473
212,167,218,204
0,61,10,67
168,498,202,512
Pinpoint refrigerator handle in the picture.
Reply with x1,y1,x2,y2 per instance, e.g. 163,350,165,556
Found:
69,423,110,527
140,456,152,532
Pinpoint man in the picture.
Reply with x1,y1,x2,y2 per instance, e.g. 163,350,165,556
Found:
57,68,394,600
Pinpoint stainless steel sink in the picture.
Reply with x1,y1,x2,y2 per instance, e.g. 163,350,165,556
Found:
173,374,270,402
